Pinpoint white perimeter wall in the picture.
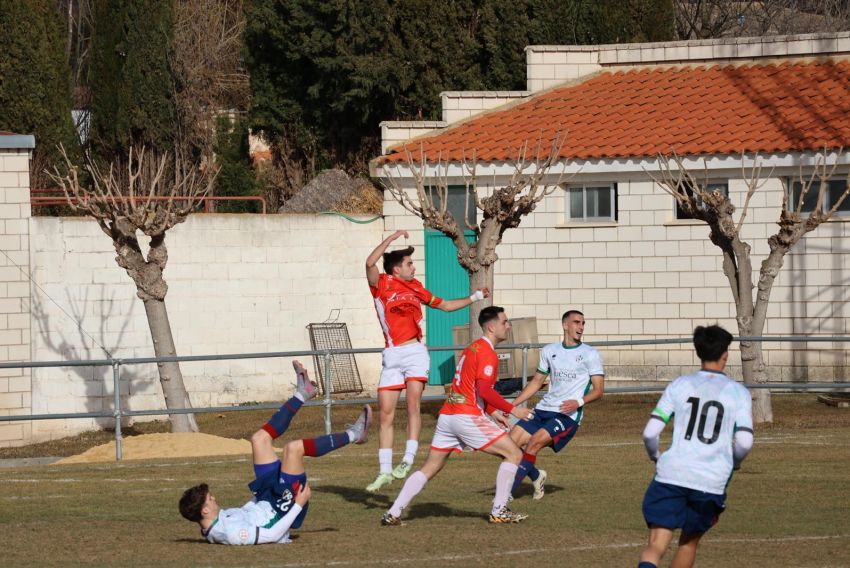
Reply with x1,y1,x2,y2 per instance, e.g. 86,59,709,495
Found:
27,214,385,442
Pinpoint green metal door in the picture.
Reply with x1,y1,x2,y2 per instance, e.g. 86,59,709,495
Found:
425,229,475,385
423,185,478,385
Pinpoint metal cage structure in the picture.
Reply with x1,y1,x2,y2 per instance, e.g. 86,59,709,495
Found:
306,322,364,395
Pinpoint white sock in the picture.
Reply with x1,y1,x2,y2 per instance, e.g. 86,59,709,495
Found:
379,448,393,474
403,440,418,465
389,471,428,517
492,461,518,515
294,391,306,402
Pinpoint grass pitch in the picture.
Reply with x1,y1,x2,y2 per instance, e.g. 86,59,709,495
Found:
1,394,848,567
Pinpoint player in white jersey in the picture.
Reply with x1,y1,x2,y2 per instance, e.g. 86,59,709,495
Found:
638,325,754,568
178,361,373,545
508,310,604,499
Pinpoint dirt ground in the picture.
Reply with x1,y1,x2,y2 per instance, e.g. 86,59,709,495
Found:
55,432,251,464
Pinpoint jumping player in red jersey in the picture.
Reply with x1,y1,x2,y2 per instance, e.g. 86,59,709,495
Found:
380,306,533,525
366,230,489,492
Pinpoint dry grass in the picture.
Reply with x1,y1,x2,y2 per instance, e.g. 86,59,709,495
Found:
0,394,848,567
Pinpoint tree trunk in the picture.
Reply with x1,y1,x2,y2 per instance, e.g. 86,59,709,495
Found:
468,266,495,341
739,339,774,423
143,298,198,432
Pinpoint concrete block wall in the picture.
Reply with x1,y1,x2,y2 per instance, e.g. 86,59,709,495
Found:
382,175,850,385
440,91,530,124
0,148,32,446
380,121,447,155
26,214,386,443
526,32,850,92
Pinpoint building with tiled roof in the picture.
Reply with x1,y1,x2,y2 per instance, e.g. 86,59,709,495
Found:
371,32,850,386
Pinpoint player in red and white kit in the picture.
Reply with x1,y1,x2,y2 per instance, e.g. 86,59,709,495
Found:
366,230,489,492
380,306,533,525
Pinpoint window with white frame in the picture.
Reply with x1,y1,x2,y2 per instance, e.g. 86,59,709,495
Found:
788,178,850,215
565,183,617,222
675,181,728,220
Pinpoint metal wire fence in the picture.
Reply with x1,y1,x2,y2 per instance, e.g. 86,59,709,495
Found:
1,335,849,461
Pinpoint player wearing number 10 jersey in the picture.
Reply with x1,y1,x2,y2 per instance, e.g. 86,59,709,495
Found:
638,325,754,568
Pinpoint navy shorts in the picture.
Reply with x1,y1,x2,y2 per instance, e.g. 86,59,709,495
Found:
515,409,578,453
249,460,309,529
642,479,725,535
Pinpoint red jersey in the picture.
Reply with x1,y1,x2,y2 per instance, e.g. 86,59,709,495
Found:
440,338,500,416
370,273,443,347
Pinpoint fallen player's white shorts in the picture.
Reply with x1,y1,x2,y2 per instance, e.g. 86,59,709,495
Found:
379,342,429,391
430,413,507,453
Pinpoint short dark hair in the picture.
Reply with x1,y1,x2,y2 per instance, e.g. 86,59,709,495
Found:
693,325,733,362
478,305,505,328
179,483,209,522
562,309,584,322
383,246,414,274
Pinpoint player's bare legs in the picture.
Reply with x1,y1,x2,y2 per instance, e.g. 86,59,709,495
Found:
640,526,675,567
670,532,702,568
383,449,451,523
250,428,279,466
281,440,307,476
368,389,403,492
377,389,401,449
393,380,424,479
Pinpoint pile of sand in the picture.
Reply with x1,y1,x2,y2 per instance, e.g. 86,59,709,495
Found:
55,433,251,465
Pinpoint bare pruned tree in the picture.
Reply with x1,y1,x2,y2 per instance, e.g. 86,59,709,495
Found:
171,0,250,157
379,135,567,336
649,151,850,423
50,144,217,432
675,0,850,39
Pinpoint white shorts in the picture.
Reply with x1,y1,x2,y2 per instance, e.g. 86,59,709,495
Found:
379,342,430,391
430,413,507,453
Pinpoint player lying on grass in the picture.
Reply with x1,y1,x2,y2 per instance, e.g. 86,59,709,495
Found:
179,361,372,545
381,306,533,526
508,309,604,500
638,325,754,568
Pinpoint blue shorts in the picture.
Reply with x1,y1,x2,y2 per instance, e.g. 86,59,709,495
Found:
642,479,725,535
515,409,578,453
249,460,309,529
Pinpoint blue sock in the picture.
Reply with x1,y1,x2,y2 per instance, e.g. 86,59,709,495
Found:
638,562,657,568
261,396,303,439
512,452,540,494
303,432,350,457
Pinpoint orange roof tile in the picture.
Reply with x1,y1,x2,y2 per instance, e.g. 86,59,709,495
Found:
379,61,850,164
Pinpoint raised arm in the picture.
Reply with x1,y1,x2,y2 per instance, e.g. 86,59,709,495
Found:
435,287,490,312
366,230,408,287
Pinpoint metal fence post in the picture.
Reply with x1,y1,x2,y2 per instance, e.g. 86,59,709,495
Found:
323,351,333,435
520,346,529,407
113,361,122,462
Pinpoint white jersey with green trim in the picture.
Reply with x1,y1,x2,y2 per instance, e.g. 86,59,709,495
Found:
203,499,302,545
535,342,604,422
652,370,753,495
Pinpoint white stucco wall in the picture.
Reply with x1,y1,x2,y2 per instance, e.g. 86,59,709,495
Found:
25,214,386,442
